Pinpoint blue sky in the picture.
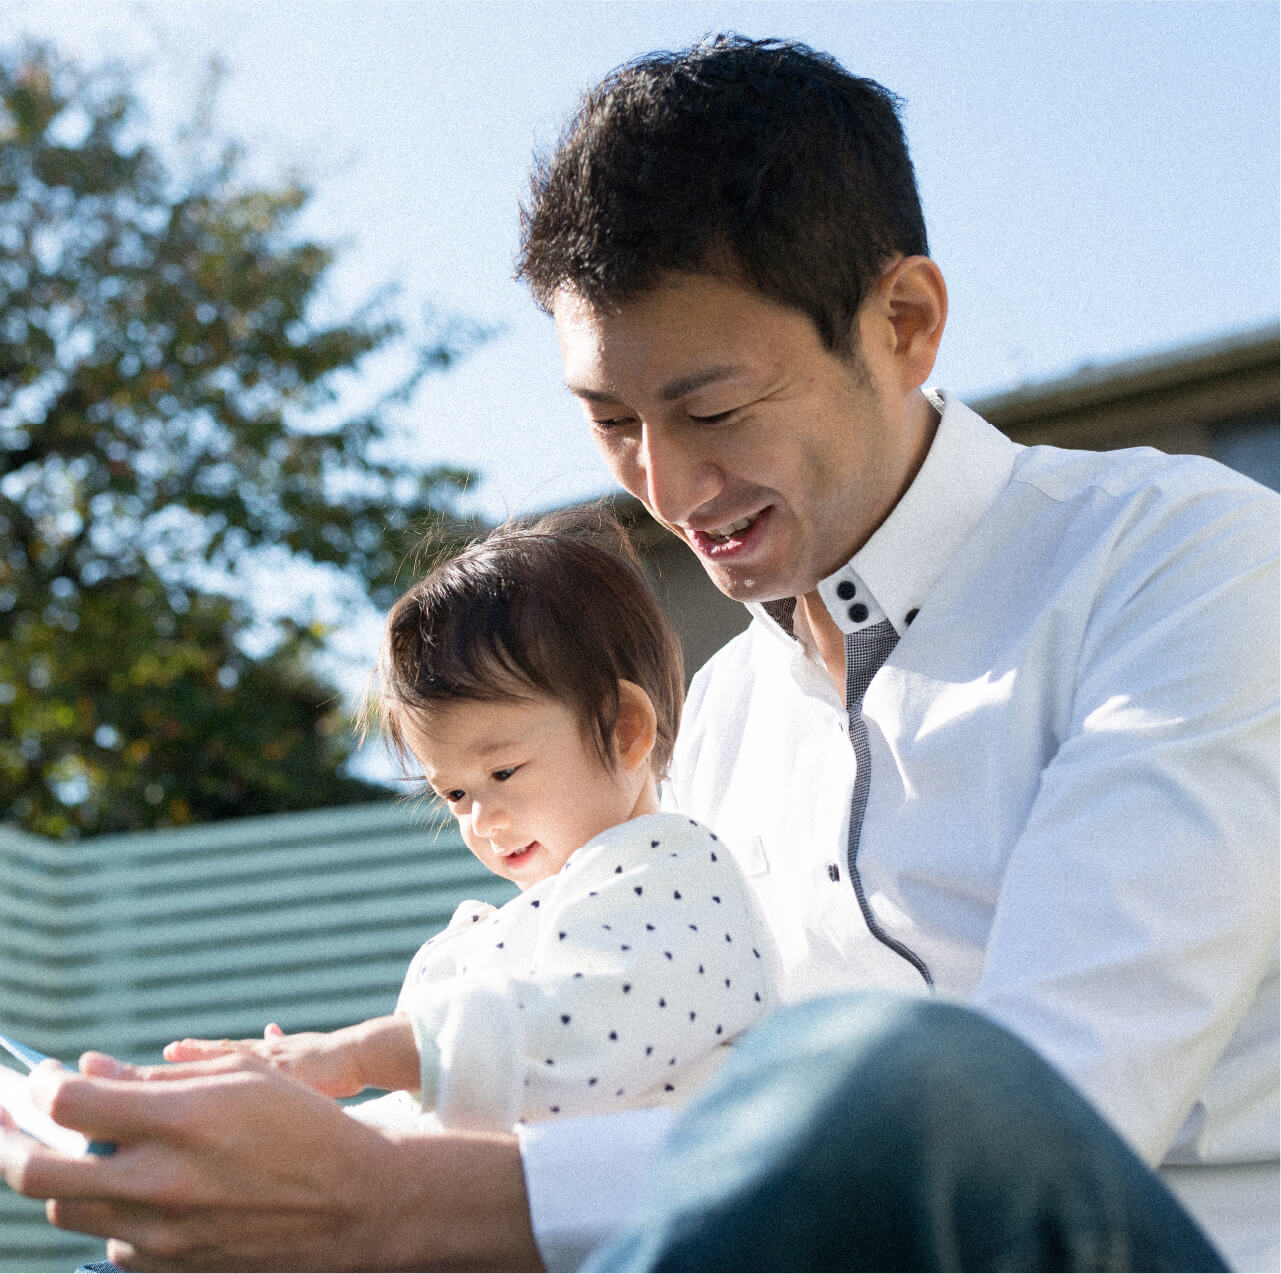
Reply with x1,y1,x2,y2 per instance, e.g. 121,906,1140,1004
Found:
8,0,1278,521
4,0,1278,762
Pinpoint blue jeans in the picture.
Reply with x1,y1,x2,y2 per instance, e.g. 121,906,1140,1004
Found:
584,992,1227,1272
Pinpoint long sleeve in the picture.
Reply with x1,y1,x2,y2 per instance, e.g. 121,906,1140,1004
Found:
518,1106,677,1272
401,813,779,1132
966,474,1279,1166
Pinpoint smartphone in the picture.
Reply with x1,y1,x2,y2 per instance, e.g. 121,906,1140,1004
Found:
0,1032,116,1155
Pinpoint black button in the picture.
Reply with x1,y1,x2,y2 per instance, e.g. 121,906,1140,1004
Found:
848,603,869,623
905,607,919,625
827,863,841,882
836,580,856,600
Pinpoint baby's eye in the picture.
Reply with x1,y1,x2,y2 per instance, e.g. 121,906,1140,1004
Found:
492,767,518,782
442,789,465,803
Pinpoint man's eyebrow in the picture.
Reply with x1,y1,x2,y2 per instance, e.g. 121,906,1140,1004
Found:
565,383,616,403
657,365,748,402
566,364,749,404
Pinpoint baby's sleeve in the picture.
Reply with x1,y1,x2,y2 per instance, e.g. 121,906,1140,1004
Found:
405,820,779,1132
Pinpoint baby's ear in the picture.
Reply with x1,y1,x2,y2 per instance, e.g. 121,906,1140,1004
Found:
613,680,658,772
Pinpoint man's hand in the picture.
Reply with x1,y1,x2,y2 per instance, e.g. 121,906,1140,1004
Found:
0,1053,542,1272
161,1015,420,1099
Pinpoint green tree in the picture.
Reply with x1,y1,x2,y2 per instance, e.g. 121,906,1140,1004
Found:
0,43,482,837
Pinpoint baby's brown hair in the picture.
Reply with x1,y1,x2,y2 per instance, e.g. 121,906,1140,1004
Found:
371,507,684,778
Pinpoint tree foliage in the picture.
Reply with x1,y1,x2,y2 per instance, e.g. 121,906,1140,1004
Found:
1,43,482,837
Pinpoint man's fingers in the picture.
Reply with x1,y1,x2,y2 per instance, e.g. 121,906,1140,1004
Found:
162,1038,237,1062
30,1063,157,1147
83,1049,269,1083
51,1201,186,1274
106,1238,146,1272
0,1119,120,1202
0,1116,51,1193
80,1050,129,1077
31,1057,265,1150
46,1193,136,1238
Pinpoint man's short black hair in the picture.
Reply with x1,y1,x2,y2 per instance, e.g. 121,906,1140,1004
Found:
517,33,929,353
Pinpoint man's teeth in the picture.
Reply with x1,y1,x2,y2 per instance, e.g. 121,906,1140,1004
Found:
705,516,754,542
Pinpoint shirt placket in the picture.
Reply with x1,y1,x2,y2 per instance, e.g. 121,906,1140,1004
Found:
833,580,934,988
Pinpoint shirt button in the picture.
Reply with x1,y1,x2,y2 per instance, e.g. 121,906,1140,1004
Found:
905,607,920,625
848,603,869,623
836,580,856,600
827,863,841,882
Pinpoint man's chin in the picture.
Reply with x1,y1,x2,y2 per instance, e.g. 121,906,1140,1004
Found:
669,523,804,604
699,564,797,606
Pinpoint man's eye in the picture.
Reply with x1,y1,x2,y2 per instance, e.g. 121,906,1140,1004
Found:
591,416,635,434
689,408,737,425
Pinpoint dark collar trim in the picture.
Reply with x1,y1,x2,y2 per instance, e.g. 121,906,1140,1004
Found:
763,597,797,637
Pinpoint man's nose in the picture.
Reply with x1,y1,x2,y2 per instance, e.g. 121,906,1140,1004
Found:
636,423,721,524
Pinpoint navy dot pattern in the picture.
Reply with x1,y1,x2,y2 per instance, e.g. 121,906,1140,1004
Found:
395,812,779,1131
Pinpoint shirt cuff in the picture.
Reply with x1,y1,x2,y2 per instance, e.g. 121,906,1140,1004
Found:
517,1105,676,1272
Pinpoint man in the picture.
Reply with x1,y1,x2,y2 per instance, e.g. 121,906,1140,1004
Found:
514,37,1277,1272
2,34,1275,1273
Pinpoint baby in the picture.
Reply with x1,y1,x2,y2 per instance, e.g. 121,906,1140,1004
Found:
167,510,779,1132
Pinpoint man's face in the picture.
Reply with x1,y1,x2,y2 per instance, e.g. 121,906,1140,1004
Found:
555,271,916,603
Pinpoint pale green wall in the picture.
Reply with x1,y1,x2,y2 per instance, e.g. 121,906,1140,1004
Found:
0,801,514,1272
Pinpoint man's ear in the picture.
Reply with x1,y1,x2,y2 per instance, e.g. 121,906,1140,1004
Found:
865,255,948,394
613,680,658,773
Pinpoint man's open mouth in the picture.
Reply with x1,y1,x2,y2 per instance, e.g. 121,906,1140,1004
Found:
688,508,769,556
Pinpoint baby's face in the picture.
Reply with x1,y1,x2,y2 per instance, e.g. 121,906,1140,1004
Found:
404,692,645,888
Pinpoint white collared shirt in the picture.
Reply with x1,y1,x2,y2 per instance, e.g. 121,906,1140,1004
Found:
521,392,1279,1272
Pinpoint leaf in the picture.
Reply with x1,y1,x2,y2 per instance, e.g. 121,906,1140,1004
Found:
0,41,486,837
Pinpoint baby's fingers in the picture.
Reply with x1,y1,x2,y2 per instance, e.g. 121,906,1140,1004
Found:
162,1038,240,1062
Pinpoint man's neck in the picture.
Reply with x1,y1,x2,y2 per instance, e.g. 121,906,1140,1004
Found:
794,592,848,701
790,389,941,700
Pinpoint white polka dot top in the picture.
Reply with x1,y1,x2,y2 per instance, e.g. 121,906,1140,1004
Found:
392,812,781,1133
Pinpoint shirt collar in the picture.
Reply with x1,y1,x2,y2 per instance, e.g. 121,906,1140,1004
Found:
749,390,1022,640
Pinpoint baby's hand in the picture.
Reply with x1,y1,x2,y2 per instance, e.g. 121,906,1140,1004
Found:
163,1024,367,1098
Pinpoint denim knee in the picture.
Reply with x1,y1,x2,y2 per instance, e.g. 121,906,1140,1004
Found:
587,991,1227,1272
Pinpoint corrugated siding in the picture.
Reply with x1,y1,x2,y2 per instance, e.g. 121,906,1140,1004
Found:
0,800,515,1272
